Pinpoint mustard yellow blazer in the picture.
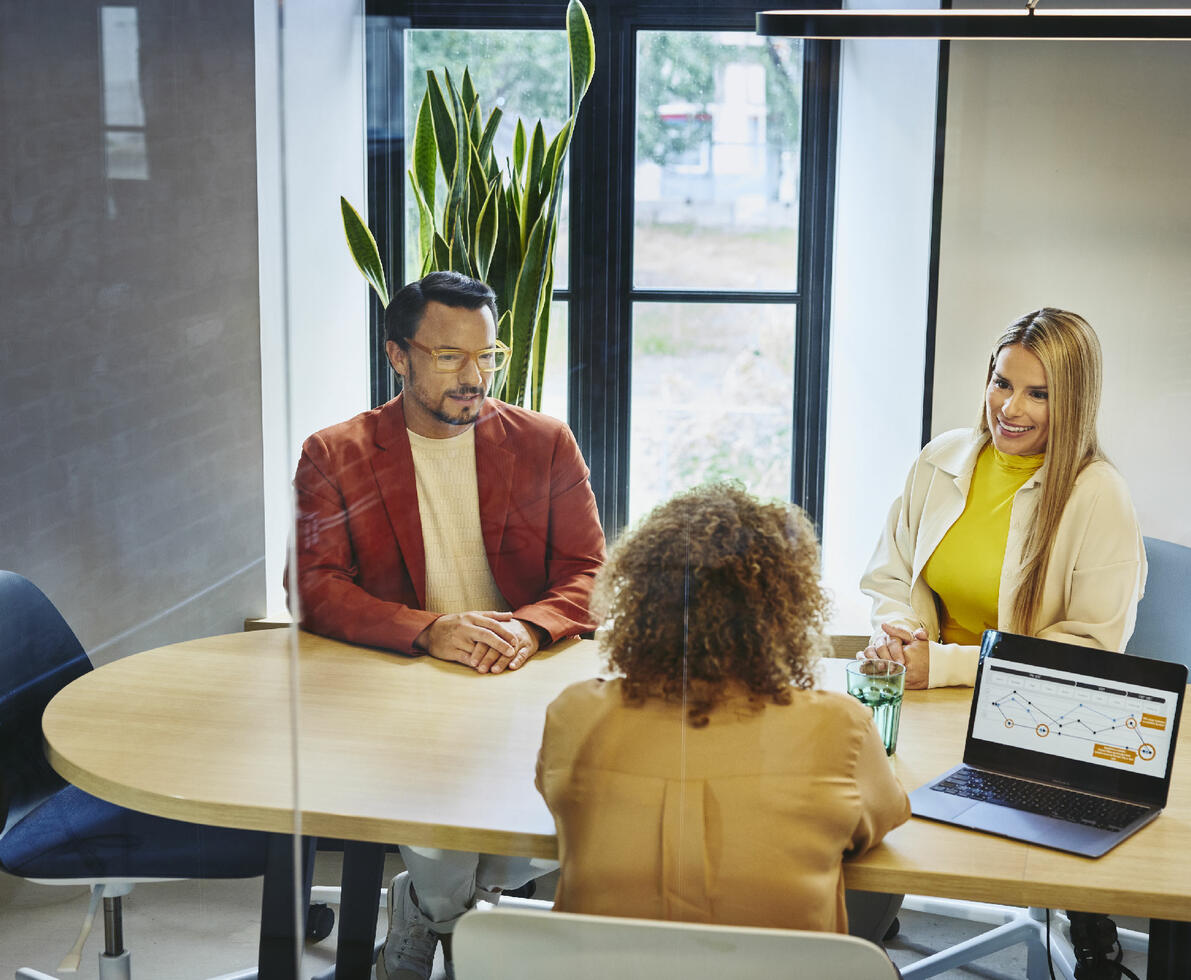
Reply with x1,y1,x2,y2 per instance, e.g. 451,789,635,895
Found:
536,677,911,933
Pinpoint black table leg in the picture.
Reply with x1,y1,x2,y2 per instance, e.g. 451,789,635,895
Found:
1148,918,1191,980
258,833,316,979
335,840,386,980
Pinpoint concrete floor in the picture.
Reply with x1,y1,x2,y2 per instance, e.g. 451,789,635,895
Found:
886,906,1149,979
0,854,1149,979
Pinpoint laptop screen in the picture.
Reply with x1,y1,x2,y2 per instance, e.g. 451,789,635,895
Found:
965,631,1188,808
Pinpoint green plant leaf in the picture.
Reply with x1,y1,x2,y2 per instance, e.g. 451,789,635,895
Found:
340,196,389,308
505,164,523,224
530,264,555,413
487,183,512,313
461,67,477,119
503,187,523,292
527,121,546,187
467,142,488,246
538,120,572,199
467,98,483,152
432,231,450,270
426,70,456,179
492,309,514,400
474,182,499,282
543,122,573,229
567,0,596,111
411,92,437,220
506,216,549,405
522,121,547,248
450,219,473,277
513,118,527,179
407,172,435,267
478,107,503,169
444,69,470,242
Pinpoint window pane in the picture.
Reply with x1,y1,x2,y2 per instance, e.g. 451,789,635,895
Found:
537,300,569,424
629,303,795,520
403,30,570,290
100,6,146,127
634,32,802,291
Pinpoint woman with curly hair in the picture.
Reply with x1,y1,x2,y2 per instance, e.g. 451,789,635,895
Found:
535,483,910,936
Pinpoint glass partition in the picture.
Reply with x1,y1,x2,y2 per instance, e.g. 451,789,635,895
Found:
2,0,286,976
4,2,1187,977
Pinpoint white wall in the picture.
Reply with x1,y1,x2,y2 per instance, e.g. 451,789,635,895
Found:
822,6,942,633
931,39,1191,546
256,0,369,615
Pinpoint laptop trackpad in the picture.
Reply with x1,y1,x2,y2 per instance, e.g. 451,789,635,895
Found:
910,784,980,821
958,802,1117,856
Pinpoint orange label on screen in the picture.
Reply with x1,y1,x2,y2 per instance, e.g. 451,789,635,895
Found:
1093,744,1137,765
1140,713,1167,731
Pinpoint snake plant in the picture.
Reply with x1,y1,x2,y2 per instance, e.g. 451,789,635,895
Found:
341,0,595,410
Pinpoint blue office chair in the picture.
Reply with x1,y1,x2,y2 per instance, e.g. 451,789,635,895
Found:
1126,537,1191,665
0,570,270,979
898,536,1189,978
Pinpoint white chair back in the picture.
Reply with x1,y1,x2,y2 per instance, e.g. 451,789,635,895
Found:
451,906,900,980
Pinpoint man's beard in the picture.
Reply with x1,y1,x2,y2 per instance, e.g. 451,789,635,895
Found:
432,384,485,426
404,361,485,426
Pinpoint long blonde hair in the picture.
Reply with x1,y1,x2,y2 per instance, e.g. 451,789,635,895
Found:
976,309,1104,634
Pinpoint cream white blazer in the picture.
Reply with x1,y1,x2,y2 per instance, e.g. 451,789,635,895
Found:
861,428,1147,687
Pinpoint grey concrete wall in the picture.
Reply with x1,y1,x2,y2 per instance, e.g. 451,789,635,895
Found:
1,1,265,664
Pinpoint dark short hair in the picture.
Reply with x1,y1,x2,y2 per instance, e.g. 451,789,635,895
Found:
384,271,498,348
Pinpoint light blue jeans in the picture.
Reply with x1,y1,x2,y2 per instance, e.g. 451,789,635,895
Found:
398,844,557,933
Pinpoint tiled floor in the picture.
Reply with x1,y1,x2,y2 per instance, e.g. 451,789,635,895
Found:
0,854,1149,979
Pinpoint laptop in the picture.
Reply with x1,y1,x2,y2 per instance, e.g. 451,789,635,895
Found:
909,630,1187,857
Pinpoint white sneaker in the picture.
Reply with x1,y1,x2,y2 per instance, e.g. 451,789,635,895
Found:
376,872,439,980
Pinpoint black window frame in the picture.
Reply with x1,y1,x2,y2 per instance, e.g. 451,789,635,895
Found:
364,0,840,538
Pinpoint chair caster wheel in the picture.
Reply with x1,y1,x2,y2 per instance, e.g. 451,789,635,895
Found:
883,917,900,943
306,902,335,942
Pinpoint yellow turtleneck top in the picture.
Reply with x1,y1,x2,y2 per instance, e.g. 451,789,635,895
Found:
921,443,1045,644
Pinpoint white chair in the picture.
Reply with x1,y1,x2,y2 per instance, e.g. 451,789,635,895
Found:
451,906,900,980
897,536,1191,979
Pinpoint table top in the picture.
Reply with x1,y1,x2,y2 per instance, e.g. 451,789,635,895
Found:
43,630,1191,922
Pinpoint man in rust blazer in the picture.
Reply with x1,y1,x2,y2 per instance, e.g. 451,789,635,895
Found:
292,387,603,666
289,272,605,980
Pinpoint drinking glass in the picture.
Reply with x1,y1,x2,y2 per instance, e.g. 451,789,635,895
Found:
846,659,906,755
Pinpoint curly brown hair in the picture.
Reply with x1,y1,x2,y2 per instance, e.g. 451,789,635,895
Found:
592,483,830,727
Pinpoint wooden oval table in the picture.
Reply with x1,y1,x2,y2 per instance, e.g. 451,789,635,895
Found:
43,630,1191,978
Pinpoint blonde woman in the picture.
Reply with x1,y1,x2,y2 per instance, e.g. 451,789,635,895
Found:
861,308,1146,689
536,484,910,937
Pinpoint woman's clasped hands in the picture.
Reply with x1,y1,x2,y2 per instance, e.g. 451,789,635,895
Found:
860,623,930,689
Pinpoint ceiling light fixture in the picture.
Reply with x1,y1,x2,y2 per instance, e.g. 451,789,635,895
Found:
756,5,1191,41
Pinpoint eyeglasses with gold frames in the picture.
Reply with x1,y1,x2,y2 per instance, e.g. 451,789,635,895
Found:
404,338,510,373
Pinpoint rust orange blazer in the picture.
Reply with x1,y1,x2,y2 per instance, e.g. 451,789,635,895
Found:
290,395,606,654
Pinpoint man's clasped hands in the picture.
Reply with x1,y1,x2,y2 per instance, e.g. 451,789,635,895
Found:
415,611,546,674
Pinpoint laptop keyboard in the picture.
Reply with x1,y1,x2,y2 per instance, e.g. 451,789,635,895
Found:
933,768,1150,832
